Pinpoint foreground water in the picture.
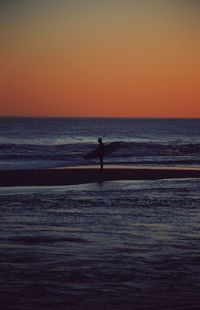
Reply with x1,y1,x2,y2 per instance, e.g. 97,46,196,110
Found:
0,179,200,310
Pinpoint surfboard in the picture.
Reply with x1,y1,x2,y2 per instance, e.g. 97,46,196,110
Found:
83,142,121,160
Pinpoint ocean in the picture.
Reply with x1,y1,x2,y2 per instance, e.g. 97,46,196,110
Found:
1,117,200,170
0,118,200,309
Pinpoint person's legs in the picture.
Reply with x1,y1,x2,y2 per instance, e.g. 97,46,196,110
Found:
100,156,103,170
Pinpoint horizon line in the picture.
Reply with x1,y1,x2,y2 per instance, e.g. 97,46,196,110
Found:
1,115,200,120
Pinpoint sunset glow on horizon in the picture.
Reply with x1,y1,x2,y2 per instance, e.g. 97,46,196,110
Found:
0,1,200,117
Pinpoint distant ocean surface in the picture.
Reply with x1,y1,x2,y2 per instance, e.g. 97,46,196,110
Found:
0,118,200,310
1,117,200,169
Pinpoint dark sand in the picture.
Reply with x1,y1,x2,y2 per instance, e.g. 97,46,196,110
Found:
1,165,200,187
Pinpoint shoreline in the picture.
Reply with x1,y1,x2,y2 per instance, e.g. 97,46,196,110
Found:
1,165,200,187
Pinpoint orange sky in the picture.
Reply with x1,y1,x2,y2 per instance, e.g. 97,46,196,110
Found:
0,1,200,117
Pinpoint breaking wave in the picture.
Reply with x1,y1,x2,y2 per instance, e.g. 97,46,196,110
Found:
1,141,200,169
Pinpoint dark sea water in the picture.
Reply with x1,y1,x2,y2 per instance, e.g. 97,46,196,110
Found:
0,118,200,309
1,117,200,169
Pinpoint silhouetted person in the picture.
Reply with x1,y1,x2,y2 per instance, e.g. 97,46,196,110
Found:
98,138,104,170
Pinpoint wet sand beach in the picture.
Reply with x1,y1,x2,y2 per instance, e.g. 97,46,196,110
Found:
1,165,200,187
